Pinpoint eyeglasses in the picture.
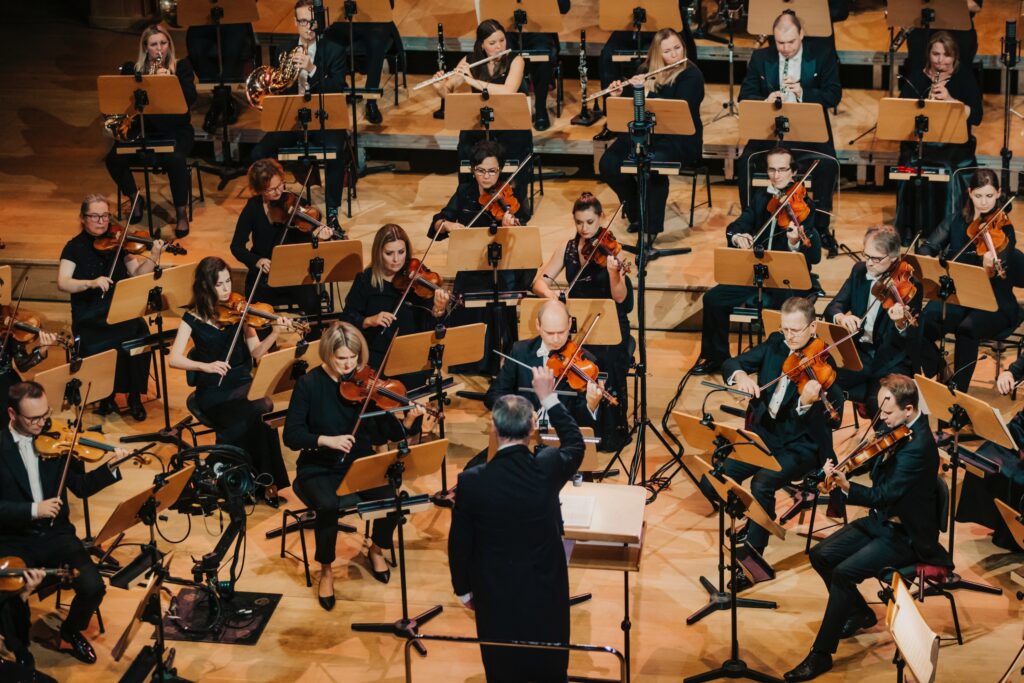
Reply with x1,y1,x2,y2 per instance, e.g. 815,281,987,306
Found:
18,408,51,424
781,322,812,337
864,253,890,265
295,18,313,26
474,168,500,177
766,167,792,175
262,182,285,195
84,213,112,222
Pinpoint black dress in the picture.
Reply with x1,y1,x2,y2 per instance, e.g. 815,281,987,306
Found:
230,194,323,321
59,232,151,398
183,311,289,489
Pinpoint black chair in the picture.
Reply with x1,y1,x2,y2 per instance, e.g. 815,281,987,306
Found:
278,479,367,587
676,165,713,227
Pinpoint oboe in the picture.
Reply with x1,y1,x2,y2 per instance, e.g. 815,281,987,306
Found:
433,22,447,119
571,30,602,126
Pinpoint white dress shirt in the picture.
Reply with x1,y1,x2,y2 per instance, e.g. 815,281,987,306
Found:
779,49,803,103
298,41,318,94
9,427,44,518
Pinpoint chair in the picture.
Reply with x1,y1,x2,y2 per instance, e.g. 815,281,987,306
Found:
675,165,713,227
278,480,362,587
182,391,217,447
115,158,206,224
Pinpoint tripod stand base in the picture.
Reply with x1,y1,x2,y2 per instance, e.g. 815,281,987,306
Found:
119,416,191,448
938,572,1003,596
709,101,739,124
687,575,777,625
571,108,604,126
430,490,455,508
351,604,443,656
685,658,783,683
620,241,692,262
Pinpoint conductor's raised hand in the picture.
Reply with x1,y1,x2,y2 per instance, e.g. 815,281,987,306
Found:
531,366,556,403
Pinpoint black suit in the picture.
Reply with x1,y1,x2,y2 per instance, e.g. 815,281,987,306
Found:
0,431,119,635
808,415,950,653
823,262,922,411
449,401,584,683
736,40,842,224
709,333,844,553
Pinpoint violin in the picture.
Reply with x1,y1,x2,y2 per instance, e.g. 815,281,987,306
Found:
478,184,521,225
546,341,619,406
216,292,310,336
580,228,632,274
767,182,813,248
778,337,839,422
817,424,912,493
1,305,73,349
338,366,438,417
966,207,1012,279
266,191,342,238
0,556,77,593
34,425,150,467
92,222,187,256
870,260,919,327
391,258,446,300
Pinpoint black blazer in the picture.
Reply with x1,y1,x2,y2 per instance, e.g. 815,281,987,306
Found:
284,38,347,95
721,332,844,464
0,431,119,542
823,261,922,378
846,416,951,566
448,402,584,658
428,181,531,240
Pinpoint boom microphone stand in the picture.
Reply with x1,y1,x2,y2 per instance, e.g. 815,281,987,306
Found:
1000,20,1020,194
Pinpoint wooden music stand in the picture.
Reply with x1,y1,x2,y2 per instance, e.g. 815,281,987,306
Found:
261,93,356,130
994,499,1024,549
672,411,778,471
0,265,10,305
517,298,622,346
738,100,830,143
904,255,997,312
447,226,543,271
444,93,532,131
110,553,173,662
478,0,564,34
325,0,394,23
97,76,188,119
247,339,322,400
713,247,812,290
383,323,486,377
877,98,968,146
606,97,696,136
886,0,971,31
761,309,863,372
885,575,940,683
598,0,680,31
177,0,259,26
267,239,363,287
747,0,834,37
34,350,117,414
94,464,196,547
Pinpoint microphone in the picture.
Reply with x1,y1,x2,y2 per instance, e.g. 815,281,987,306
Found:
312,0,327,33
632,81,645,124
1005,20,1019,69
945,353,987,394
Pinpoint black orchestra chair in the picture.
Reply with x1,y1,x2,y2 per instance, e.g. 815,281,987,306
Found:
37,581,104,635
179,350,218,447
115,159,206,222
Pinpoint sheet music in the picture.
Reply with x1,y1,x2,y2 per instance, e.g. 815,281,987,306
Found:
889,579,940,683
561,495,596,529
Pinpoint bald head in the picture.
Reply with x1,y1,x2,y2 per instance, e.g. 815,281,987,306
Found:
536,300,571,350
773,11,803,59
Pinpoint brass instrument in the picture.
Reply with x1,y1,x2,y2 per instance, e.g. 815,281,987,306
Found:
103,54,162,142
245,46,306,110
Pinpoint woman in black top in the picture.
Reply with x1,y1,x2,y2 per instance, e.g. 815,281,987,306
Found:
283,322,428,610
168,256,291,504
895,31,984,242
918,169,1019,392
532,192,634,448
342,224,450,388
230,159,335,325
598,28,705,235
57,194,165,421
103,25,197,238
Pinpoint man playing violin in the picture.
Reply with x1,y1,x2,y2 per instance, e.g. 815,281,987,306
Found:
785,374,949,682
824,225,922,414
0,559,56,681
701,297,844,580
0,382,130,666
692,148,823,376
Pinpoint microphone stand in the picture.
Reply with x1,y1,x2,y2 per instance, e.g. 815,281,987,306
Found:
1000,20,1020,194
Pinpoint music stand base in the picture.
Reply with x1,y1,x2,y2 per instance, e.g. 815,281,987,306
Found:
120,416,191,448
571,108,604,126
351,604,443,656
429,491,454,508
939,572,1003,596
686,575,777,625
685,658,782,683
710,100,739,124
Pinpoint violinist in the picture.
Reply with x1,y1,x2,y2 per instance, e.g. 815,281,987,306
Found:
57,194,165,421
168,257,291,506
824,225,922,414
0,319,59,432
0,382,129,665
103,25,196,238
532,192,633,449
430,139,528,236
692,148,823,376
702,297,844,577
597,28,704,235
0,559,55,682
341,224,450,388
917,169,1019,393
230,158,335,323
785,374,949,682
283,322,428,610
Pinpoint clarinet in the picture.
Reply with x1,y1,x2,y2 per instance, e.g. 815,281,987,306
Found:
433,22,447,120
571,30,603,126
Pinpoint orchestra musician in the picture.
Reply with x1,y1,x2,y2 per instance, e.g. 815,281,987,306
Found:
785,374,949,682
824,225,922,414
0,382,130,665
0,327,58,432
736,10,841,255
449,365,584,683
532,192,633,449
230,158,335,323
282,322,428,610
691,148,823,376
57,194,165,422
598,28,704,236
917,169,1018,393
510,0,571,131
0,560,55,682
103,25,196,239
429,139,529,235
702,296,844,579
904,0,982,76
894,31,984,243
250,0,349,222
167,256,292,506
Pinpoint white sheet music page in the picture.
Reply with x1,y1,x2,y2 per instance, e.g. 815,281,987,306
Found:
888,577,940,683
561,495,596,529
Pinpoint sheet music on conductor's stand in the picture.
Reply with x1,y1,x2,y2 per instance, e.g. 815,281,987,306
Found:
887,575,940,683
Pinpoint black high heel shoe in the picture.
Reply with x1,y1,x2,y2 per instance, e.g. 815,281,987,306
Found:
318,574,336,611
366,550,391,584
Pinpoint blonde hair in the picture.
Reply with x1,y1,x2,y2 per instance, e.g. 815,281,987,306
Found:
319,322,368,368
135,25,177,74
642,29,687,94
369,224,412,290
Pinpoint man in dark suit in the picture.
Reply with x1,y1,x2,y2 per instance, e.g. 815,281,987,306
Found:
0,382,126,665
824,225,922,414
736,10,842,255
251,0,350,219
0,561,57,682
692,148,823,375
701,296,844,571
785,374,950,681
450,364,585,683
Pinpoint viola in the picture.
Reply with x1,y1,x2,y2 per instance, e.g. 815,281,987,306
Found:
967,208,1011,279
0,305,73,349
266,191,342,238
767,182,812,247
580,228,632,274
478,184,521,225
546,340,619,406
779,337,839,422
217,292,310,336
818,424,912,493
870,260,919,327
0,556,77,593
392,258,446,300
34,425,151,468
92,222,187,256
338,366,438,417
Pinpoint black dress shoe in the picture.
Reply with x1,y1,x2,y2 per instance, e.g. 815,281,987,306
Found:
59,630,96,665
691,358,722,376
366,553,391,584
318,593,336,610
533,112,550,131
626,221,640,233
727,571,754,593
94,397,118,416
838,609,877,639
127,395,146,422
128,201,145,225
365,100,383,125
784,650,833,682
593,125,616,141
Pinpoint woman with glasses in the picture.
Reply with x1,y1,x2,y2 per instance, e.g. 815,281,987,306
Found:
230,158,336,327
57,194,165,421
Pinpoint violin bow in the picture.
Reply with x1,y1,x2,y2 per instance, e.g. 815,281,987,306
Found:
52,382,92,527
101,191,143,299
565,203,625,299
351,331,400,438
749,159,820,249
464,153,534,228
756,323,862,394
949,195,1016,264
391,223,446,318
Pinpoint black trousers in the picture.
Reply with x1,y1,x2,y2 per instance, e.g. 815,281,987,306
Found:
599,135,691,234
808,516,916,653
105,128,195,208
698,285,810,364
185,24,255,82
251,130,348,212
75,317,151,398
893,141,976,243
737,140,837,223
920,300,1014,392
0,591,30,654
3,532,105,635
515,32,558,115
326,22,394,91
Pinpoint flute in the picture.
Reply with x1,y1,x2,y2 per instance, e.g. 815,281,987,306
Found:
414,49,513,90
582,59,687,103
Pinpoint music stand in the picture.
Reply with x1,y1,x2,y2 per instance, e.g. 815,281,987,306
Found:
598,0,679,69
444,92,532,137
886,0,971,32
761,309,863,372
268,238,362,330
247,339,321,400
107,263,198,447
885,574,940,683
345,439,448,655
97,75,188,235
0,265,10,305
916,373,1010,595
738,101,829,145
34,350,116,415
746,0,834,36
